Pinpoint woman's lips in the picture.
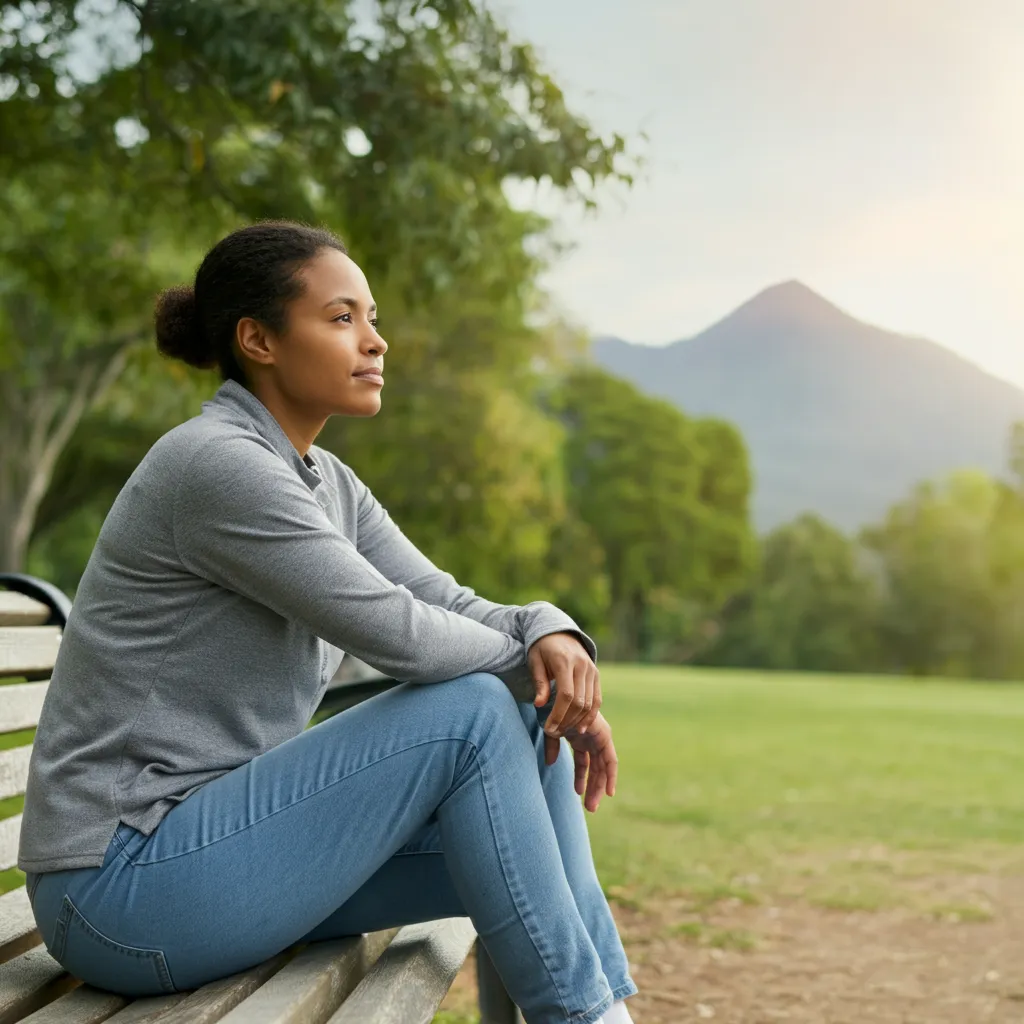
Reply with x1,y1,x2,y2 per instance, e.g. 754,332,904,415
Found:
353,369,384,385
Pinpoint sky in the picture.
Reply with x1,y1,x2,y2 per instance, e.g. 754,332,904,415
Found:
492,0,1024,389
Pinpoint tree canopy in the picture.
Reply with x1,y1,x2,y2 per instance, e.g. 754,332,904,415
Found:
554,366,755,660
704,514,879,673
1,0,629,571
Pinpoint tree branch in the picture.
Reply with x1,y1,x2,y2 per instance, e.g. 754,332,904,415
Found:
5,340,134,570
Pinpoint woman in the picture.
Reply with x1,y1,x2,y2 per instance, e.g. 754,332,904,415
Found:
18,221,636,1024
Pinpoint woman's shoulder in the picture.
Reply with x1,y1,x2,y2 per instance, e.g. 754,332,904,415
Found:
141,409,288,497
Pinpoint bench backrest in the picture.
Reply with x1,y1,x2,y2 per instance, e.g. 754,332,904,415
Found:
0,590,59,874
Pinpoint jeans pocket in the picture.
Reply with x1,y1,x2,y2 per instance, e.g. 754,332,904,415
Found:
51,895,176,996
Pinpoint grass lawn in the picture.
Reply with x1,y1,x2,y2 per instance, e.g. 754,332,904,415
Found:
438,666,1024,1023
586,664,1024,914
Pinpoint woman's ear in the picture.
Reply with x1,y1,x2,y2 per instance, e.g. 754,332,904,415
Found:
236,317,275,366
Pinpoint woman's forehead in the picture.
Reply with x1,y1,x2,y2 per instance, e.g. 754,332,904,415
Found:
301,249,373,306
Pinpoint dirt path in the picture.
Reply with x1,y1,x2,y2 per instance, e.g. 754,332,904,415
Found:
440,875,1024,1023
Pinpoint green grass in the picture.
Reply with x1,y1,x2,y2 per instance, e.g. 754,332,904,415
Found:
586,665,1024,910
669,920,759,951
435,667,1024,1021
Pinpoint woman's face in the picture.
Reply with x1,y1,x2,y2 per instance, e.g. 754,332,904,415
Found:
245,247,388,419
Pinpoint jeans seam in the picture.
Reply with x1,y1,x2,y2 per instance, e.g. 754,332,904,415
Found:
132,735,469,865
611,980,638,1001
472,744,577,1018
51,895,73,961
567,992,614,1023
62,894,177,992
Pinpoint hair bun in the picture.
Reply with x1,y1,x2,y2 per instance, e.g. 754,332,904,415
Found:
154,285,216,370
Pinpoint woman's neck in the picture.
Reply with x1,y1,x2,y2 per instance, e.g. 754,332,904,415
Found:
249,381,327,459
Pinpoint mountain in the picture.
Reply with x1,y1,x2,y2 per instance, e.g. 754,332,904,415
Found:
592,281,1024,531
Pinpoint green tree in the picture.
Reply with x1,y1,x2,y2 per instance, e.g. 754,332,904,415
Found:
1010,421,1024,492
1,0,629,570
864,471,1010,678
985,479,1024,679
554,366,754,661
704,515,879,673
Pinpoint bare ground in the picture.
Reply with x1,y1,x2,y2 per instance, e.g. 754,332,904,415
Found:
440,874,1024,1023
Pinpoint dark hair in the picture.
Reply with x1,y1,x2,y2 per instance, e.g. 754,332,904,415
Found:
154,221,348,383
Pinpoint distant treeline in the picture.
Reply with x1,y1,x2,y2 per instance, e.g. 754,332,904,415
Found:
700,430,1024,681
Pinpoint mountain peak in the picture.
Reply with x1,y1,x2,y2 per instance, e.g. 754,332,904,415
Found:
590,283,1024,531
728,280,852,331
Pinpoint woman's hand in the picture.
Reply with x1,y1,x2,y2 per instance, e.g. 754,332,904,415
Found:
564,713,618,813
528,632,602,742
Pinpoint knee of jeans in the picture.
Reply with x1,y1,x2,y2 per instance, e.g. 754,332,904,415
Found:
447,672,520,734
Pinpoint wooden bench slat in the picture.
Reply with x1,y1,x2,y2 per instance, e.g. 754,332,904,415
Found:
0,682,48,735
217,930,397,1024
18,984,126,1023
0,598,50,630
0,946,76,1024
0,630,60,680
0,682,48,736
325,919,476,1024
122,952,292,1024
0,747,32,803
0,889,39,966
0,817,22,873
100,994,183,1023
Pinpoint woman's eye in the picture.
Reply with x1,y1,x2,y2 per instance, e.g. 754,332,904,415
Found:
370,318,380,330
332,312,352,323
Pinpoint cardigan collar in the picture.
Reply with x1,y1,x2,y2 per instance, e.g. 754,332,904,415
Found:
206,379,323,493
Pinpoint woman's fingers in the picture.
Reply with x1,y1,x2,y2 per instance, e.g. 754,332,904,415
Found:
529,646,552,708
544,651,577,737
585,763,606,812
575,659,595,734
544,734,560,767
566,657,592,733
552,655,585,737
574,748,589,796
602,735,619,799
585,726,617,811
579,663,602,734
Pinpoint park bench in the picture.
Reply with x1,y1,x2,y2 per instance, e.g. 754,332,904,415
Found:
0,574,521,1024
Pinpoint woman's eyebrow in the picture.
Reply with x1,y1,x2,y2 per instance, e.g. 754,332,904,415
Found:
324,296,378,314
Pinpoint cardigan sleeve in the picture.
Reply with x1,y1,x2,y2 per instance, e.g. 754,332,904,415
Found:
173,438,532,685
344,463,598,664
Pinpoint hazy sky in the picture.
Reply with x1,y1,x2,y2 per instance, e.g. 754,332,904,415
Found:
493,0,1024,388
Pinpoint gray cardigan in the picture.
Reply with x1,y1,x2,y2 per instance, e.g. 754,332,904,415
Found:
18,380,595,873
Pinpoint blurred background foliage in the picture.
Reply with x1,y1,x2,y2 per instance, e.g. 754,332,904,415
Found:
2,0,1023,676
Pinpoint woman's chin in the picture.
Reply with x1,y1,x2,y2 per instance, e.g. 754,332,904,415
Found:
336,396,383,418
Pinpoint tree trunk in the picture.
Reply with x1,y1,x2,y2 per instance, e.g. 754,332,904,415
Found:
632,589,651,662
0,345,132,572
605,589,648,662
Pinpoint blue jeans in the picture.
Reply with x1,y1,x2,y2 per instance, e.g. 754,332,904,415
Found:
27,673,636,1024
